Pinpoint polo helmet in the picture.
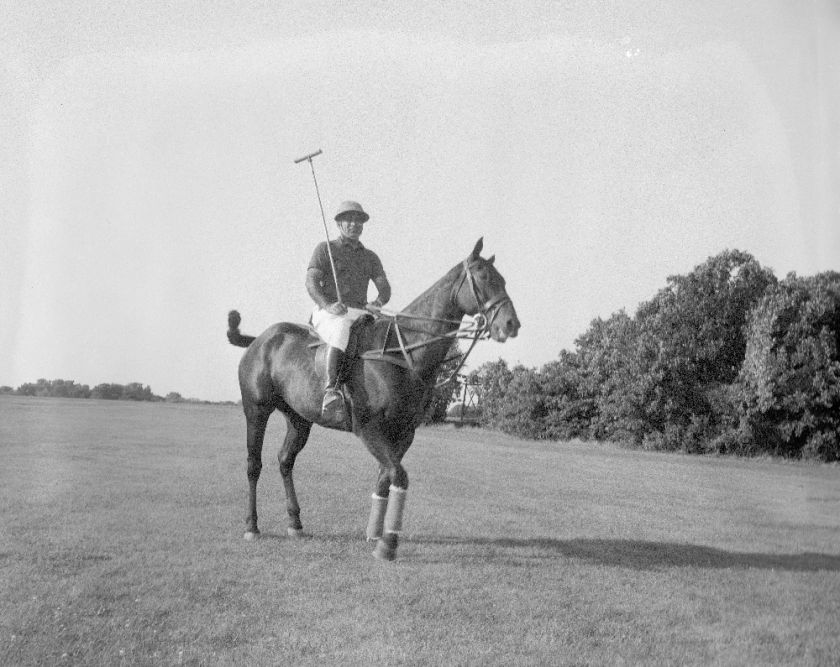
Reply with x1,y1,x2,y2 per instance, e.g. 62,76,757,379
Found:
334,200,369,223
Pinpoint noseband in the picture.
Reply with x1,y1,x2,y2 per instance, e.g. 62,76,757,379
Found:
452,259,512,333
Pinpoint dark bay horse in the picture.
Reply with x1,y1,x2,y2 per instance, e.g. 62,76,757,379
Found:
226,238,520,560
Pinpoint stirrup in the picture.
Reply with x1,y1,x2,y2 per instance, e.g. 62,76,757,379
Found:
321,388,343,412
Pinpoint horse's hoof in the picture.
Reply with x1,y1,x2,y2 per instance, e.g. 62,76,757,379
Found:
287,527,305,539
372,544,396,561
243,531,259,541
372,533,398,561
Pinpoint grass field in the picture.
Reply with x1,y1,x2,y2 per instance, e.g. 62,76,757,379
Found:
1,395,839,666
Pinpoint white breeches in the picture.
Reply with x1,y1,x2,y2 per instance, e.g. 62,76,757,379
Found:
311,306,369,351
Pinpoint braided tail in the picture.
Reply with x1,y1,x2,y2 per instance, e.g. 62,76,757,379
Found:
227,310,256,348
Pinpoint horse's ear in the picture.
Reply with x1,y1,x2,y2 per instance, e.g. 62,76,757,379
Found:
487,254,495,265
470,237,484,260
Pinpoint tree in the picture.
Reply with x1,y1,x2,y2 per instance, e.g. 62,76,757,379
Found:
16,382,38,396
639,250,776,384
91,383,123,400
621,250,775,450
495,365,547,439
574,310,648,443
68,382,92,399
470,360,548,438
122,383,154,401
736,271,840,460
540,351,597,440
472,359,513,428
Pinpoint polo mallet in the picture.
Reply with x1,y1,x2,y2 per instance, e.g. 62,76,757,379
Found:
294,148,342,305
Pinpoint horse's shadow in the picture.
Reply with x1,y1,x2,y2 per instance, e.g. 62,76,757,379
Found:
417,535,840,572
250,531,840,572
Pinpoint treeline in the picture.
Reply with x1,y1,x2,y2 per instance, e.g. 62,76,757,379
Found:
469,250,840,462
3,379,159,400
0,379,233,405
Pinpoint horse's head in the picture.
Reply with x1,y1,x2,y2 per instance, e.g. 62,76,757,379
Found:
453,238,521,342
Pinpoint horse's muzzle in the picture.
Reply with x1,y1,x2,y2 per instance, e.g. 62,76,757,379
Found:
490,303,520,343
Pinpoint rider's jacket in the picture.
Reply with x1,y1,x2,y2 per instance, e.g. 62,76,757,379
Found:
308,237,386,309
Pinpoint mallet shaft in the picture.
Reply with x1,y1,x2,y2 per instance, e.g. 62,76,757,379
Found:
294,148,342,304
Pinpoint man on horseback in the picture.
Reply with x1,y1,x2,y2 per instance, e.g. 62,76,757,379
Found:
306,200,391,420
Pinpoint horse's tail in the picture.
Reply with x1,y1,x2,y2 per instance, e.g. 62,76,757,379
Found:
227,310,256,348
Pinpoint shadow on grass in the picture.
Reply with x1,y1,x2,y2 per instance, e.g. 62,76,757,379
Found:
421,536,840,572
242,531,362,542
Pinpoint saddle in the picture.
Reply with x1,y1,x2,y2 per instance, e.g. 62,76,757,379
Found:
307,312,419,412
307,314,377,387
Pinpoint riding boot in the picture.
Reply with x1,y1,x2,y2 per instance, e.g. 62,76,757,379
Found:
321,346,346,421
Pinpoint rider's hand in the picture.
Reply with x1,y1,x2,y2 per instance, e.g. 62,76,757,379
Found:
326,302,347,316
365,301,382,313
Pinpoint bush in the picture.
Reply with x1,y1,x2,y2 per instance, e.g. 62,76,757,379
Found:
472,361,548,438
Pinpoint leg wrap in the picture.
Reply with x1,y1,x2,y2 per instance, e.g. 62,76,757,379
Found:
383,485,407,534
366,494,388,541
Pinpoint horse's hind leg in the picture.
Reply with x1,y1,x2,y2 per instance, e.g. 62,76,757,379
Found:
244,402,272,539
277,410,312,537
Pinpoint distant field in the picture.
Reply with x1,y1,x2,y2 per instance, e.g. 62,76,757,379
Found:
1,396,839,665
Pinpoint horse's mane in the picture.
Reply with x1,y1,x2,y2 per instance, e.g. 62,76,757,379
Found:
402,263,462,315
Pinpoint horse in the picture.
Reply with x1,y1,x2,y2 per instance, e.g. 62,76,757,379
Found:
226,238,520,560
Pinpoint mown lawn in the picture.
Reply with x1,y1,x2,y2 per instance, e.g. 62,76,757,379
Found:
1,396,839,665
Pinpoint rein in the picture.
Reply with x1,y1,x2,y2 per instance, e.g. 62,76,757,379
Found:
361,259,512,387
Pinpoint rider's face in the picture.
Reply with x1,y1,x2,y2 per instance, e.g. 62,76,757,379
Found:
338,216,365,241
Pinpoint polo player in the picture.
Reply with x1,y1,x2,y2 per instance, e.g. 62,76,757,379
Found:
306,200,391,421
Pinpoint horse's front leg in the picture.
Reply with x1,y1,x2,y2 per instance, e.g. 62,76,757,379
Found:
365,465,391,542
364,430,413,561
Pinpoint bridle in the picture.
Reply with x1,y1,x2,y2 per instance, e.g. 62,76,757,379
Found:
361,258,512,386
451,258,513,334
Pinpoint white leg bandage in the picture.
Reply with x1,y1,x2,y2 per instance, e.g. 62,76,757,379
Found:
383,485,407,534
366,494,388,541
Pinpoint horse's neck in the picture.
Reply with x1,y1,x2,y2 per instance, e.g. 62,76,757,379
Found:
398,265,465,381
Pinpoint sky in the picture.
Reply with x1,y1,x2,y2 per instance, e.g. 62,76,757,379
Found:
1,1,838,402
